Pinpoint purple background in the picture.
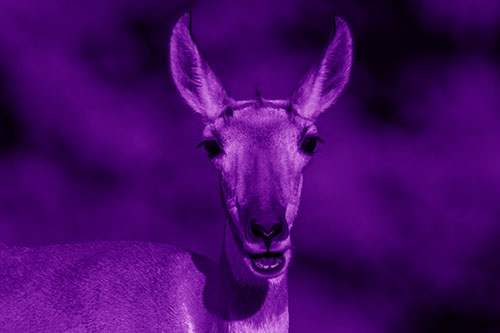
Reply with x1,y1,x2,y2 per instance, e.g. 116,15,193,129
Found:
1,0,500,331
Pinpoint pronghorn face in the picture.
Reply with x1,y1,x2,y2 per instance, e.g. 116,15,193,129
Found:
199,100,319,275
170,13,352,278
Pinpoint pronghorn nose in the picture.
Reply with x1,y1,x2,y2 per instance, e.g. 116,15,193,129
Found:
248,217,288,247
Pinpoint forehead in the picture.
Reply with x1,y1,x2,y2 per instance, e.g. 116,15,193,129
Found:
203,99,314,141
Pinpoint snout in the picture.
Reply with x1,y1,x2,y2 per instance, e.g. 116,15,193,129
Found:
242,213,291,277
246,216,289,248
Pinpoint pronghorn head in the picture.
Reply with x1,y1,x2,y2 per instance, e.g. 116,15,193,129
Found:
170,13,352,280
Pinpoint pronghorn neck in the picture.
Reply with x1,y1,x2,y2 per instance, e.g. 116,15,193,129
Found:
195,219,289,332
215,234,289,332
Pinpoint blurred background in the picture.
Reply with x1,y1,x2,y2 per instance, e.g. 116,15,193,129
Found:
1,0,499,331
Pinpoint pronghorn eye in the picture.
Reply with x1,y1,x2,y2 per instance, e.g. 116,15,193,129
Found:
300,136,322,154
198,140,222,158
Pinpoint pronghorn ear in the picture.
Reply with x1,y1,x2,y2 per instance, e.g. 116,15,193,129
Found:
291,16,353,120
170,13,229,121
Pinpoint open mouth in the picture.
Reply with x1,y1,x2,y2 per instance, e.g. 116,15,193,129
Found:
249,252,285,274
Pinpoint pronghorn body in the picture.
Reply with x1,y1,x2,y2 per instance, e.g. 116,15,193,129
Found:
0,242,287,332
0,12,352,332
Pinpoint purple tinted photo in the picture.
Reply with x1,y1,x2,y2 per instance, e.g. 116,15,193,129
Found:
1,0,500,332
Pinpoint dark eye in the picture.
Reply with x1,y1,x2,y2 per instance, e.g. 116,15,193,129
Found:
198,140,222,158
300,136,322,154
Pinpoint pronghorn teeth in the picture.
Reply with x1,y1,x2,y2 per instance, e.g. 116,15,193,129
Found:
251,254,284,272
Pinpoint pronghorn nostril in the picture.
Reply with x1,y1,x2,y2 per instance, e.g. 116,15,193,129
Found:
249,218,286,245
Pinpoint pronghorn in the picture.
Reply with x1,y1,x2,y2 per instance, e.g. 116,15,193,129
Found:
0,12,352,332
